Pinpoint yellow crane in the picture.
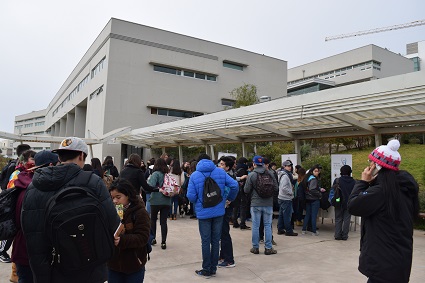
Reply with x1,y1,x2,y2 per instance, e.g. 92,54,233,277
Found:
325,19,425,41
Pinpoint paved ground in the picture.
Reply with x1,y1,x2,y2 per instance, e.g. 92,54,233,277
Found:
1,217,425,283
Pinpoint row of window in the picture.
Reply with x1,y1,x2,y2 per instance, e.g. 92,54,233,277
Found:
52,57,106,117
15,116,44,124
288,60,382,85
153,65,217,81
35,121,45,126
89,85,104,100
150,107,203,118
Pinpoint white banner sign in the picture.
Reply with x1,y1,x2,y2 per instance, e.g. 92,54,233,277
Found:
331,154,352,186
281,154,299,167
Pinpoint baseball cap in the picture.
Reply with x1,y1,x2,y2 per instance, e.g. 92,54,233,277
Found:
28,150,59,170
282,160,293,167
252,156,264,166
52,137,89,155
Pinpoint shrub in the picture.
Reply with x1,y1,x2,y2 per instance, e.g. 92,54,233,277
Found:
302,155,332,190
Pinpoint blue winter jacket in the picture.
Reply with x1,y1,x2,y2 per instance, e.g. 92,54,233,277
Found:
187,159,238,220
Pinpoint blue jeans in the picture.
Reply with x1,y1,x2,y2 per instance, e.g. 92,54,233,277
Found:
277,199,294,233
170,195,179,215
251,206,273,249
16,264,34,283
220,207,234,263
198,216,223,274
302,200,320,233
145,193,151,214
108,267,145,283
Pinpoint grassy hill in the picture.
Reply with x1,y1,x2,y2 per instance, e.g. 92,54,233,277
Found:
344,144,424,190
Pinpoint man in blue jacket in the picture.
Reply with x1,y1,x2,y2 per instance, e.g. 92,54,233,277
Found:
187,154,238,279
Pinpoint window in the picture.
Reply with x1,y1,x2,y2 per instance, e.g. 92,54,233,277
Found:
24,123,33,128
35,121,45,126
221,99,235,107
223,61,244,71
152,64,217,82
91,57,106,78
150,107,203,118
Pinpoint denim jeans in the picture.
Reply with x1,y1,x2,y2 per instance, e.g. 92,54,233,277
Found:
145,193,151,214
108,267,145,283
170,195,179,215
277,199,294,233
251,206,273,249
220,207,234,263
302,200,320,233
198,215,223,274
16,264,33,283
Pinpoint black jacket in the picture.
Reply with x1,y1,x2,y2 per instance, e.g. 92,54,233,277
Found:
21,163,120,283
348,170,419,283
102,164,119,178
120,164,154,202
333,175,355,209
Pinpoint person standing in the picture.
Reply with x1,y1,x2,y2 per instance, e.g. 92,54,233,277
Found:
302,165,325,236
333,165,355,240
21,137,120,283
348,140,419,283
108,179,151,283
277,160,298,236
187,154,238,278
244,156,278,256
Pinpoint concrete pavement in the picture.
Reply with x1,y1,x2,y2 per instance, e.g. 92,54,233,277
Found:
1,217,425,282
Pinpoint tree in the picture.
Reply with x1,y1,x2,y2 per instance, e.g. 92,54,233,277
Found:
229,83,259,108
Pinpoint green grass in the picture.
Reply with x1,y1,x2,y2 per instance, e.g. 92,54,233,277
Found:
344,144,425,191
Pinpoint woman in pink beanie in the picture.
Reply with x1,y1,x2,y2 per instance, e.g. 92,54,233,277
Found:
348,139,419,283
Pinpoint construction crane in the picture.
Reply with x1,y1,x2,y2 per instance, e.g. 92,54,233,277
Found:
325,19,425,41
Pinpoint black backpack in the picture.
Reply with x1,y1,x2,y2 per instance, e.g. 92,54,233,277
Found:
320,190,331,210
0,187,22,240
44,172,114,274
201,169,222,208
255,171,275,198
0,160,16,191
330,178,342,207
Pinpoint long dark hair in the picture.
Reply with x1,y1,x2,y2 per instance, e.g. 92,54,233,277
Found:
170,159,182,175
302,165,320,189
153,158,169,174
109,178,139,205
91,158,103,176
376,168,400,221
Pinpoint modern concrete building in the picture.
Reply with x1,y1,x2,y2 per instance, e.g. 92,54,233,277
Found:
0,139,14,157
28,18,287,167
13,109,50,156
405,40,424,71
287,44,414,96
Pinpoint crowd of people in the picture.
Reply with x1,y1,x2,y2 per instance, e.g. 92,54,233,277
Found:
0,137,419,283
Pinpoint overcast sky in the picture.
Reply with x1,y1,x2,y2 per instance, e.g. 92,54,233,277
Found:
1,0,424,133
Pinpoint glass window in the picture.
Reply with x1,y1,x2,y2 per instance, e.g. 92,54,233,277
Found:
223,62,244,71
206,75,217,81
168,110,185,117
184,71,194,77
153,65,178,75
158,109,168,116
195,73,205,80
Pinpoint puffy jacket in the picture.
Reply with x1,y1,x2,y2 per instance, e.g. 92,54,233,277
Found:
108,199,150,273
187,159,238,220
348,170,419,283
305,175,321,201
21,163,120,283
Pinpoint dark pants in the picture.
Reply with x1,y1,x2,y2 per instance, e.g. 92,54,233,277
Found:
150,205,170,243
16,264,34,283
334,207,351,239
108,267,145,283
220,207,234,264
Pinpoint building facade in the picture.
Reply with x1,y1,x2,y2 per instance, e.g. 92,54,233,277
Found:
26,18,287,167
405,40,424,72
13,109,50,157
287,44,414,96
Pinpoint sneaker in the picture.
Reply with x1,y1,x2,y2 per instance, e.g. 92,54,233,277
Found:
210,271,216,277
240,224,251,230
151,238,157,245
218,261,236,268
272,239,277,246
0,253,11,263
277,230,285,235
233,223,240,229
295,220,303,226
311,231,319,236
250,247,259,254
285,232,298,236
195,269,211,279
161,242,167,249
264,248,277,255
259,239,264,243
301,230,306,235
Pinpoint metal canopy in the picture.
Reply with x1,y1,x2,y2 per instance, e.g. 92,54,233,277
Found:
118,71,425,148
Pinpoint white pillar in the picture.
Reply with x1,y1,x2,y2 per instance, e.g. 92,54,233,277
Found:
178,145,183,164
241,142,246,157
374,133,382,146
294,139,301,165
209,144,215,160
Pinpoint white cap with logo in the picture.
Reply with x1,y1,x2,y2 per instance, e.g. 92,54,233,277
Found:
52,137,89,155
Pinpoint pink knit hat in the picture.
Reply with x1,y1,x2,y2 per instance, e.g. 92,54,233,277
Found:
368,139,401,171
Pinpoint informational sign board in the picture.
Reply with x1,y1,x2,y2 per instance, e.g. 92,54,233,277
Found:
217,152,237,159
331,154,352,185
281,154,299,167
